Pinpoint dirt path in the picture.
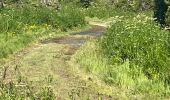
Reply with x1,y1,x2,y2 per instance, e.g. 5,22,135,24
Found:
0,25,118,99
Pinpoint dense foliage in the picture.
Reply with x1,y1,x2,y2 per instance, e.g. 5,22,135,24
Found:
75,13,170,98
154,0,169,26
80,0,93,8
101,14,170,85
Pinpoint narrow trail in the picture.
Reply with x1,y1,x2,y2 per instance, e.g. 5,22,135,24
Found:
1,25,117,99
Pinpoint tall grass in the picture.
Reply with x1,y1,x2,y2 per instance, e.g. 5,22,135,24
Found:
0,5,86,59
0,3,86,99
0,66,55,99
101,14,170,84
101,14,170,96
74,13,170,98
0,81,55,99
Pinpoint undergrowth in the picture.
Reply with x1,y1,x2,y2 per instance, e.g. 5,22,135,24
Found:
74,13,170,99
0,5,86,59
101,13,170,88
0,66,55,99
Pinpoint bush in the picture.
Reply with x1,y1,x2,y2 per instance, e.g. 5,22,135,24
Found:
80,0,93,8
84,6,115,18
56,5,86,31
105,0,153,11
101,14,170,86
83,5,136,19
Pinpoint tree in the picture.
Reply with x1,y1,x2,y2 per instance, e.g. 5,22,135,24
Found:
0,0,4,9
137,0,153,11
154,0,168,26
80,0,93,8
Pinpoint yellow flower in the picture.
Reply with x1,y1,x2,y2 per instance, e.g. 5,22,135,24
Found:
29,24,37,29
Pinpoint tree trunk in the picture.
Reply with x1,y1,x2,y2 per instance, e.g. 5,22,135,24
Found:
154,0,168,26
0,0,4,9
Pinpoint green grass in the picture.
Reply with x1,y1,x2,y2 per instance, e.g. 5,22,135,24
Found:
0,3,88,99
101,13,170,86
1,1,169,99
0,5,88,99
82,5,136,19
0,79,55,99
74,41,170,99
0,5,86,59
74,13,170,99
